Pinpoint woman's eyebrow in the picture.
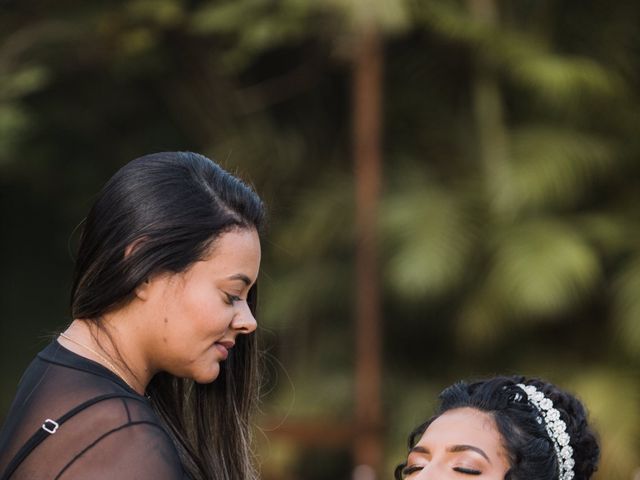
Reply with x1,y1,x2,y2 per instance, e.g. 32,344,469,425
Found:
447,444,491,463
409,446,429,454
227,273,252,286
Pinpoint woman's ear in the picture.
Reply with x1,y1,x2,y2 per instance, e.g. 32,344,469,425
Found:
124,237,147,258
134,277,151,301
125,237,150,300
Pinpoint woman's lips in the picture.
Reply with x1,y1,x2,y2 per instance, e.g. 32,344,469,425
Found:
214,341,234,360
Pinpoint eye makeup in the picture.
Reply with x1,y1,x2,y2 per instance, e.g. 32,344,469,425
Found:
401,464,482,477
401,464,423,476
453,466,482,475
225,293,242,304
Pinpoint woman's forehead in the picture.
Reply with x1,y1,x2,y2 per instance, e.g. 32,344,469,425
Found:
419,407,503,452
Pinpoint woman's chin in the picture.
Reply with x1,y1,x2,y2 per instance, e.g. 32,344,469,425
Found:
192,362,220,384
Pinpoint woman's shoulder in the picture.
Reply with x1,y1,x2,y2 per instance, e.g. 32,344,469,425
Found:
4,340,153,430
0,341,188,479
2,397,187,479
50,397,187,479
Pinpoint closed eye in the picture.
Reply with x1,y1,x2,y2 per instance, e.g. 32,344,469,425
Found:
225,293,242,304
453,466,481,475
402,465,423,477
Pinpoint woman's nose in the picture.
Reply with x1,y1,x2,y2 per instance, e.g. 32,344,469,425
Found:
231,301,257,334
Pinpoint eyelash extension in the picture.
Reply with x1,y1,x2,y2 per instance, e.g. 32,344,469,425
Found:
453,467,481,475
225,293,242,304
402,465,423,476
401,465,480,476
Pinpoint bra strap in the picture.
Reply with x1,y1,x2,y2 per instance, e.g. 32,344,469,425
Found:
1,392,147,480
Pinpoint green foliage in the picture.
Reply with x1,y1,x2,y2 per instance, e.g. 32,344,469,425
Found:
415,0,627,106
507,127,615,212
0,104,29,162
613,255,640,358
510,56,625,105
125,0,186,27
0,66,49,100
488,219,600,319
190,0,314,71
0,35,50,163
568,370,640,479
1,0,640,478
381,178,477,300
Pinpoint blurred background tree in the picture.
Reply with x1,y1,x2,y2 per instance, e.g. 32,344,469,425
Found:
1,0,639,479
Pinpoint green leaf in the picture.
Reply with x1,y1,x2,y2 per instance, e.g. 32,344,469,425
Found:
503,126,616,212
273,173,354,260
190,1,260,35
261,259,350,329
613,255,640,357
488,219,600,318
0,104,30,162
568,370,640,478
0,66,50,101
509,55,626,104
381,184,476,301
126,0,185,27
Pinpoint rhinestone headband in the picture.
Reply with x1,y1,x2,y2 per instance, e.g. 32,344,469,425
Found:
516,384,575,480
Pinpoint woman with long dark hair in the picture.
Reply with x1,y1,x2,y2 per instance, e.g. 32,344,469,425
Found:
0,152,265,479
395,376,600,480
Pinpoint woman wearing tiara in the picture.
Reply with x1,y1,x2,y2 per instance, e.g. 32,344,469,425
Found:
395,376,599,479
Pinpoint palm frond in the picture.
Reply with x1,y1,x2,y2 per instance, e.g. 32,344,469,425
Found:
455,286,509,349
190,0,312,71
380,183,477,301
567,370,640,479
0,105,29,161
508,55,626,106
272,173,354,261
415,0,625,105
503,126,617,213
0,66,49,102
324,0,411,32
577,213,640,259
612,255,640,357
487,219,600,319
125,0,185,27
261,259,350,329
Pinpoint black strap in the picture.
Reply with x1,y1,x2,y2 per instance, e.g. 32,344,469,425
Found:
1,392,147,480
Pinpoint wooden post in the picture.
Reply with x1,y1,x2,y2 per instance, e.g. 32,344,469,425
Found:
352,24,384,480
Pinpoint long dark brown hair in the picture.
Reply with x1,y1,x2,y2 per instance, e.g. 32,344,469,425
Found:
70,151,265,480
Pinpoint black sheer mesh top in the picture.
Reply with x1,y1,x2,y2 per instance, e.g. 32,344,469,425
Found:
0,340,189,479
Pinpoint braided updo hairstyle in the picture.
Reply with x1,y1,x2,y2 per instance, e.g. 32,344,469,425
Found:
395,376,600,480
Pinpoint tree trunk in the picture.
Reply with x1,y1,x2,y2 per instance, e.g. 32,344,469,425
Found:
352,24,384,480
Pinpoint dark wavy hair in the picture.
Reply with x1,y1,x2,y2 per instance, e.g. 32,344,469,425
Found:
70,151,265,480
395,376,599,480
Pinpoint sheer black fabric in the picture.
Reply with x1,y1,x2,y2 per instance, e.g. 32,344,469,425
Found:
0,341,189,479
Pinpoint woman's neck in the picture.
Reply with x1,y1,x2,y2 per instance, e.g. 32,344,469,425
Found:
60,316,154,395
